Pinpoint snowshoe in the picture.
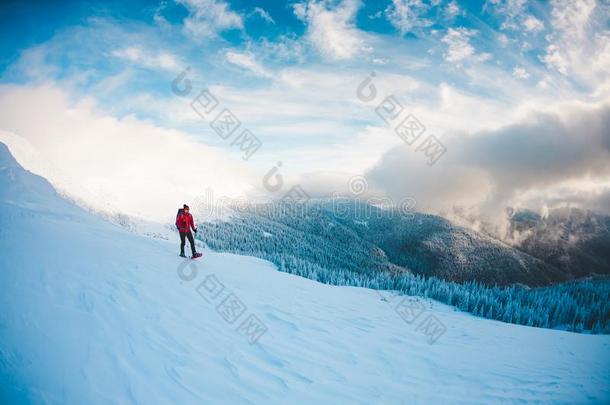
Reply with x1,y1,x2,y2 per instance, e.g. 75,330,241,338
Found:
179,253,187,258
191,252,203,259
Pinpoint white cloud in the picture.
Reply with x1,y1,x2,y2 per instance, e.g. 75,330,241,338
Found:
0,84,255,221
487,0,546,35
523,15,544,32
225,50,272,77
444,1,461,20
252,7,275,24
486,0,528,30
385,0,431,35
368,10,382,19
293,0,367,61
113,46,142,61
476,52,493,63
540,0,609,88
112,46,182,72
153,2,171,29
541,43,568,75
497,33,509,47
441,28,477,63
549,0,595,39
4,45,59,81
177,0,243,38
512,66,530,79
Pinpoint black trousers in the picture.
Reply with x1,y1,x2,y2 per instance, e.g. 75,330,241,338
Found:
179,231,197,255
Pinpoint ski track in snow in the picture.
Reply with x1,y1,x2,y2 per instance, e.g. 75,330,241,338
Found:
1,144,610,404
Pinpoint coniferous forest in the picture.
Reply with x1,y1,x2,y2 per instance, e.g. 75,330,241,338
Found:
195,201,610,334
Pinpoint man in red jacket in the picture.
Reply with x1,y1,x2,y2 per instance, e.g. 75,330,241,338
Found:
176,204,199,258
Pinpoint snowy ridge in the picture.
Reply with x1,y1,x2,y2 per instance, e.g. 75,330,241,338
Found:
1,142,609,403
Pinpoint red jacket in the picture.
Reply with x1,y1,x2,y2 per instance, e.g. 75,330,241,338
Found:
176,212,197,233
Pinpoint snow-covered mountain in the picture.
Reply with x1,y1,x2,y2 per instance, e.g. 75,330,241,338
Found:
508,208,610,279
197,200,569,287
195,203,610,333
1,142,609,403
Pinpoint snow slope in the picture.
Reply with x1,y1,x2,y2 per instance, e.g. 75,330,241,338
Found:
1,142,609,404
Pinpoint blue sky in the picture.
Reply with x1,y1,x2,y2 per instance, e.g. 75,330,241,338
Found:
0,0,609,222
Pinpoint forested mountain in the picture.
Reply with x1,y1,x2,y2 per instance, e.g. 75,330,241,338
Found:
200,200,566,286
508,208,610,279
195,200,610,333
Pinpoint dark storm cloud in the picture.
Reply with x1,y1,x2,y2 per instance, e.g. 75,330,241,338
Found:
366,102,610,215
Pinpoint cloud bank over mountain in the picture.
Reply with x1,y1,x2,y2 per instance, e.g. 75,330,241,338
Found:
366,100,610,222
